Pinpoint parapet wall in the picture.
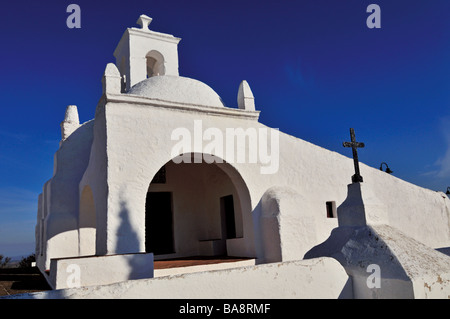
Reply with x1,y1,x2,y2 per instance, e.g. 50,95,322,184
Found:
10,257,351,299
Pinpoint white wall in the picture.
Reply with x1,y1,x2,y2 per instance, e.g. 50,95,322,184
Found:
37,120,94,272
101,100,261,257
22,257,351,299
113,27,181,91
49,253,154,290
38,79,450,272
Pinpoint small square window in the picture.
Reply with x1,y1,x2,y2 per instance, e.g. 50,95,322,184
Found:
326,201,336,218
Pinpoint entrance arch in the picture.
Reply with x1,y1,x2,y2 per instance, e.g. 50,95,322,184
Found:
145,153,253,259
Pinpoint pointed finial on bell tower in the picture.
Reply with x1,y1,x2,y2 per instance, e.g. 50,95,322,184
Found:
137,14,152,30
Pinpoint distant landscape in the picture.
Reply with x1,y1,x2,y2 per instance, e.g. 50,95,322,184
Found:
0,254,35,269
0,254,50,297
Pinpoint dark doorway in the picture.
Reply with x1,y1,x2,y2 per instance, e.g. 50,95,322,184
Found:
145,192,174,255
220,195,237,239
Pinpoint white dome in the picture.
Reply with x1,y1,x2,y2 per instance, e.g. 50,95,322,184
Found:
127,75,225,108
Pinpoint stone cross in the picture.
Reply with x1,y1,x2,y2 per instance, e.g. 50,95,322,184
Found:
343,128,365,183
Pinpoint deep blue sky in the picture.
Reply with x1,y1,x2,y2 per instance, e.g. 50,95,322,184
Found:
0,0,449,257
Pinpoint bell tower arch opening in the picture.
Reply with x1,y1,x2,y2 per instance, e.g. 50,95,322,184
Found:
146,50,165,78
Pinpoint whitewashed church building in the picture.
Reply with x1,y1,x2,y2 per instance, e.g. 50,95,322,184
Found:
32,15,450,299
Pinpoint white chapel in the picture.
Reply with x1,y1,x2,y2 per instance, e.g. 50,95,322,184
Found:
32,15,450,299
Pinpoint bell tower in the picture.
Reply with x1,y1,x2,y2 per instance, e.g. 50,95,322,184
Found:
113,14,182,92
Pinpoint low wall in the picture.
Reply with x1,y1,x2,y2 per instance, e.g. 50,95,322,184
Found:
15,257,351,299
154,258,255,277
49,253,154,289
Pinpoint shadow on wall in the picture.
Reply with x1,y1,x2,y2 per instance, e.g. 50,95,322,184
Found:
116,200,153,281
44,121,95,242
251,199,264,265
115,200,140,254
436,247,450,257
254,192,353,299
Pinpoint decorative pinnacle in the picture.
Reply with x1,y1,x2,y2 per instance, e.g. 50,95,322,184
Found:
137,14,152,30
63,105,79,124
237,80,255,111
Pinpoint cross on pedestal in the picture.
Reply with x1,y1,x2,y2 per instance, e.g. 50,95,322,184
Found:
343,128,365,183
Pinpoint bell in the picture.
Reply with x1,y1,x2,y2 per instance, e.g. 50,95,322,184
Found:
446,187,450,195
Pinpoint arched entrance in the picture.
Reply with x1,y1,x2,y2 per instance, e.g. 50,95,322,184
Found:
145,153,253,259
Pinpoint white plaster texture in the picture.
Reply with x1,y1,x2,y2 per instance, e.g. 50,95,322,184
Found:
49,253,154,290
372,224,450,299
10,257,351,299
260,186,320,263
60,105,80,141
102,63,122,95
237,80,255,111
113,17,181,91
136,14,152,30
337,182,389,227
34,14,450,297
37,119,94,271
305,222,450,298
153,258,255,278
305,182,450,298
37,89,450,280
127,75,225,108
